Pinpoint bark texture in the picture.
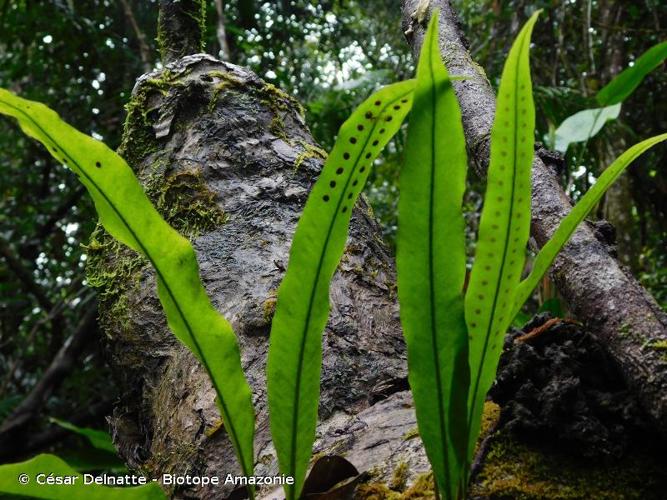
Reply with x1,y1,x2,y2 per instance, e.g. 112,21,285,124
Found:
157,0,206,63
401,0,667,433
93,54,427,498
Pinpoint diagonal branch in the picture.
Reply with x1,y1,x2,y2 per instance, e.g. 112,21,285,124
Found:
0,237,52,312
118,0,153,72
400,0,667,434
0,305,97,445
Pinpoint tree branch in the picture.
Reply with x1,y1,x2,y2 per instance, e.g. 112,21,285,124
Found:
157,0,206,64
214,0,232,61
400,0,667,433
0,237,52,312
0,305,97,446
118,0,153,72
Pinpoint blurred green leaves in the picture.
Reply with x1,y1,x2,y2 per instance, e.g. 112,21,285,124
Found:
553,40,666,152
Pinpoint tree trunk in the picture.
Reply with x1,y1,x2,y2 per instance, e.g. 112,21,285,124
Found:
90,54,427,498
400,0,667,435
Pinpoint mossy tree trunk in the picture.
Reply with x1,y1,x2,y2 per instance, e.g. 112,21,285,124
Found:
91,55,429,498
157,0,207,63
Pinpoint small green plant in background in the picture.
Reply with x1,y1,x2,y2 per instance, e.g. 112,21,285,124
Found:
553,40,667,152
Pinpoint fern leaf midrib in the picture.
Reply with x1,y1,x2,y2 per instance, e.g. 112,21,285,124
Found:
425,54,452,499
0,98,250,476
468,31,530,431
287,89,413,494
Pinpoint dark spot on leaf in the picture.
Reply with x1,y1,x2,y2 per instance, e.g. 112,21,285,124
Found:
357,124,364,131
330,180,336,188
385,116,392,122
342,206,348,213
401,98,408,103
375,100,382,106
343,152,350,160
365,152,372,159
379,128,386,134
360,166,366,173
365,111,373,119
336,168,344,175
352,179,358,186
372,140,379,146
393,105,400,110
95,161,102,168
350,137,357,144
323,195,330,202
347,193,353,199
475,309,481,315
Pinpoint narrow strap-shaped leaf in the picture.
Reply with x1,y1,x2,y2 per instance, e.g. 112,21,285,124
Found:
464,11,541,461
511,133,667,319
267,79,415,499
396,11,469,500
50,418,116,454
596,40,667,106
0,89,256,482
0,454,165,499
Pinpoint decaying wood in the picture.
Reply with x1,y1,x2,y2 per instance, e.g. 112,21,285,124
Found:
98,55,427,498
401,0,667,434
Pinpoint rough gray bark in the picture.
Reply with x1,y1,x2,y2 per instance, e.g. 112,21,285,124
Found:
96,54,427,499
157,0,206,63
401,0,667,433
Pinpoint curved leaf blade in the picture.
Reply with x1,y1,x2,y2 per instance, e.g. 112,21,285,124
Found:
0,454,165,499
0,89,256,480
464,11,541,461
511,133,667,318
553,103,621,152
49,418,116,454
396,11,469,500
597,40,667,106
267,79,415,499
